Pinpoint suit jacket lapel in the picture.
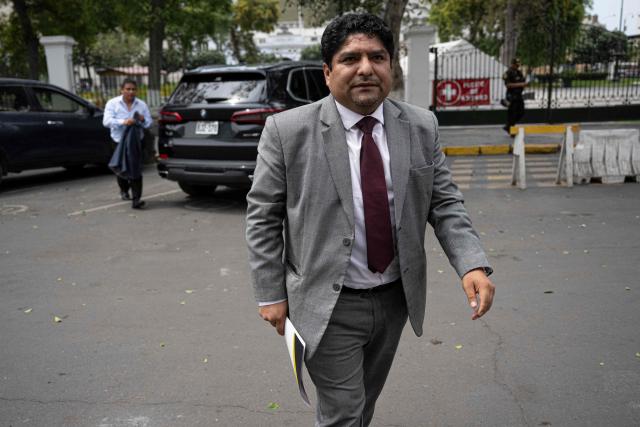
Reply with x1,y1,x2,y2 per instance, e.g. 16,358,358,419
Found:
383,99,411,227
320,96,354,228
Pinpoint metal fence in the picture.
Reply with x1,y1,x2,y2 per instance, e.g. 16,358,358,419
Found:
430,36,640,114
73,65,184,108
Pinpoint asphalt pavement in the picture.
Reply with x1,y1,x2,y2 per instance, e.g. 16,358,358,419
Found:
0,147,639,426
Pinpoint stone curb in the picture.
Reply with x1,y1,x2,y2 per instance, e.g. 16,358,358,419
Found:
443,144,560,156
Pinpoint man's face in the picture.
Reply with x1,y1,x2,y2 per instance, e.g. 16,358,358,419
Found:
323,33,392,115
121,83,137,103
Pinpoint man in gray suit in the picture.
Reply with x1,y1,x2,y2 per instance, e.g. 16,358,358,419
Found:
246,13,495,426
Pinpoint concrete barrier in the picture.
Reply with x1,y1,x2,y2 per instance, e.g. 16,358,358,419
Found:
512,124,579,189
570,129,640,184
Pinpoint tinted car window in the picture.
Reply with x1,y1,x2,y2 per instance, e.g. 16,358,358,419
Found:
0,86,30,112
288,69,308,101
170,72,267,105
33,88,86,113
306,69,330,101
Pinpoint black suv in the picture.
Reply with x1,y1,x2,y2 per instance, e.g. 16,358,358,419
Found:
0,78,111,184
157,61,329,196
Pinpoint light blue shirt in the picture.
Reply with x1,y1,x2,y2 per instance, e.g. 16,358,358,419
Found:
103,95,152,143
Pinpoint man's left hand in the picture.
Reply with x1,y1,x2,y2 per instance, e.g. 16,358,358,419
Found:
461,268,495,320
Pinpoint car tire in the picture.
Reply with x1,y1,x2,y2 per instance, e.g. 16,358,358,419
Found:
178,182,217,197
0,160,5,186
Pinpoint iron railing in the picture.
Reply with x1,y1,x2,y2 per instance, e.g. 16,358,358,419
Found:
430,37,640,114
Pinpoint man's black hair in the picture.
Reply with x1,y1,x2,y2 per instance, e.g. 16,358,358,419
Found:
321,13,394,69
120,78,137,89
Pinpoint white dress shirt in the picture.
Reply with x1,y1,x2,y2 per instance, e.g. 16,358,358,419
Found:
334,101,400,289
103,95,153,143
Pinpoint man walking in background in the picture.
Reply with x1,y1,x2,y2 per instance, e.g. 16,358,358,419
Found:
103,79,152,209
246,13,495,426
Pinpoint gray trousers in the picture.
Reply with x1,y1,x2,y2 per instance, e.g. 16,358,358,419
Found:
305,280,408,427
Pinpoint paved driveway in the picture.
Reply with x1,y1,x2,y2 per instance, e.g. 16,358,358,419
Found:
1,165,639,426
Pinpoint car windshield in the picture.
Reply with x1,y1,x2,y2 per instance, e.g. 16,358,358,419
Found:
169,72,267,105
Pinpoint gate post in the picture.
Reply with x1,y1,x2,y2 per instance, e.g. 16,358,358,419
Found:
404,26,436,110
40,36,76,93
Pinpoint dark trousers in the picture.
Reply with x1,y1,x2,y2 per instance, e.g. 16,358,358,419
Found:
305,281,408,427
507,96,525,128
111,140,143,202
116,176,143,202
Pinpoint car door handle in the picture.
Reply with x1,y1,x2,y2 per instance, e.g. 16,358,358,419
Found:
47,120,64,126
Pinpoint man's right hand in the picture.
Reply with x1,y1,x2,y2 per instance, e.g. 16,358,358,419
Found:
123,118,136,126
259,301,288,336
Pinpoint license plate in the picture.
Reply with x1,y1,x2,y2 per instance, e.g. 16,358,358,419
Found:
195,121,219,135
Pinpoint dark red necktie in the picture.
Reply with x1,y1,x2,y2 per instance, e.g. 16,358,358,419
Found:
357,116,394,274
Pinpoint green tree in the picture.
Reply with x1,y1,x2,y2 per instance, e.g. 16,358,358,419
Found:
517,0,588,67
427,0,590,67
89,32,147,67
300,44,322,60
229,0,280,63
572,25,628,66
0,0,122,78
427,0,503,56
165,0,232,71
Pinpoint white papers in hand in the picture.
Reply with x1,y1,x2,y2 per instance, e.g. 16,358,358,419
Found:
284,317,310,406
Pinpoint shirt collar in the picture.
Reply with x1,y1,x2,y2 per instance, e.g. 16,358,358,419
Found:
334,100,385,131
118,95,138,106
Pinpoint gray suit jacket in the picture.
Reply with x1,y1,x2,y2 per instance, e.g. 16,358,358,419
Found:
246,95,491,357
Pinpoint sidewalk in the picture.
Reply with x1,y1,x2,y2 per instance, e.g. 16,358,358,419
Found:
439,121,640,156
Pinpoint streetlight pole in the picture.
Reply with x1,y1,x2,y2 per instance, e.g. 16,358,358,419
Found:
619,0,624,32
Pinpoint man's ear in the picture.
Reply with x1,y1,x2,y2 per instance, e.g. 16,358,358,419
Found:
323,63,331,87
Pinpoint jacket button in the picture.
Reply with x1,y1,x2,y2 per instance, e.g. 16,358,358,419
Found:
332,283,341,292
342,238,351,246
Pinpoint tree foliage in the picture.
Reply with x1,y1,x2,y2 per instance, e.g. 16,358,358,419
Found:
300,44,322,60
572,25,628,65
165,0,232,71
229,0,280,63
427,0,503,56
427,0,591,66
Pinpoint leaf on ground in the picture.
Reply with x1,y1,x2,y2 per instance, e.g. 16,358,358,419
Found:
203,358,208,363
430,338,443,345
53,316,62,323
544,290,554,294
185,290,194,294
599,362,605,366
635,352,640,358
24,308,32,314
454,344,463,350
160,342,166,348
267,402,280,410
180,301,186,305
625,287,631,291
220,268,230,276
562,251,570,255
437,269,444,274
57,277,62,282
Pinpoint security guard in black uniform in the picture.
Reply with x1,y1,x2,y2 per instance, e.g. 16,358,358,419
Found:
503,58,527,134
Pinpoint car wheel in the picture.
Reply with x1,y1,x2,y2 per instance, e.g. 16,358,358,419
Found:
0,160,4,186
178,182,217,197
